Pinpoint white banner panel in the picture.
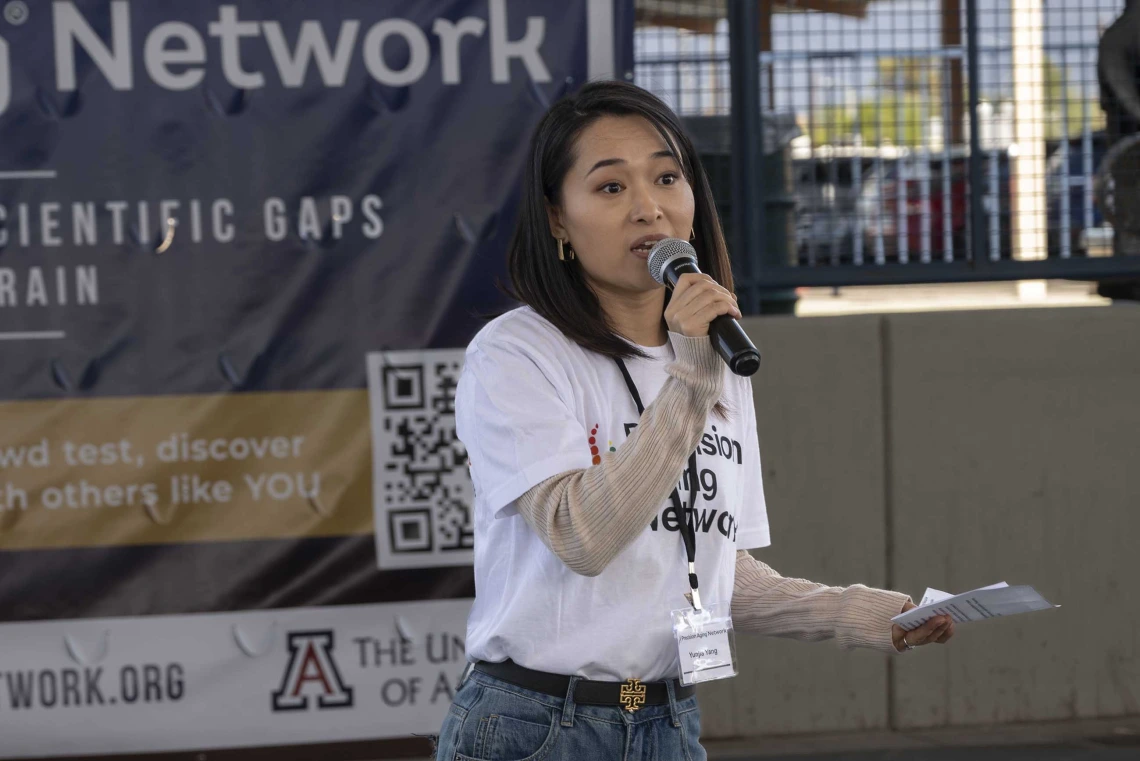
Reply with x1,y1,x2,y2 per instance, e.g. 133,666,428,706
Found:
0,600,472,758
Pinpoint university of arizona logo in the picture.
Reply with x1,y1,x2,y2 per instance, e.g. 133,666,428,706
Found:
271,630,354,712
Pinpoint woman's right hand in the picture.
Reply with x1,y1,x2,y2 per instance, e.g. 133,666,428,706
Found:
664,273,741,338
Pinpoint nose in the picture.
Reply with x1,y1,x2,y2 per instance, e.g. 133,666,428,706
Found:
627,180,663,225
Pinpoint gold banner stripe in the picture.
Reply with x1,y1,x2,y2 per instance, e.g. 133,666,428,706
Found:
0,390,371,550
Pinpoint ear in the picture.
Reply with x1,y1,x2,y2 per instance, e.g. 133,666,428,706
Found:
545,202,567,240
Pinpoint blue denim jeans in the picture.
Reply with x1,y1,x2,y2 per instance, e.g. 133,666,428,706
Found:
434,668,706,761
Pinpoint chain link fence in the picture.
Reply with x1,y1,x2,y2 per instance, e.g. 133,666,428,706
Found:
633,0,1139,291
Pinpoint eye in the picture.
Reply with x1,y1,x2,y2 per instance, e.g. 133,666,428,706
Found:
660,173,679,185
600,182,622,194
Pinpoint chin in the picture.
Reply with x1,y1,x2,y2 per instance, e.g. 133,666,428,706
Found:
633,275,665,294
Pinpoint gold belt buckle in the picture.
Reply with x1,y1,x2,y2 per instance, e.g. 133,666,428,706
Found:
619,678,646,713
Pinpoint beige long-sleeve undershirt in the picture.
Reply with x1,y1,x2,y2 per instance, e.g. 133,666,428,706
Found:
511,331,909,653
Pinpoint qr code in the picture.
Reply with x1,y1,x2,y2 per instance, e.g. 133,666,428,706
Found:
366,349,473,570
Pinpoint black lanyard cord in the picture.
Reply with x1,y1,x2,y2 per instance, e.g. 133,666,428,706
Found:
614,357,702,608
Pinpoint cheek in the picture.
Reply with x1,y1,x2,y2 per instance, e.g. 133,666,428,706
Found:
674,186,696,222
564,191,614,224
562,196,620,249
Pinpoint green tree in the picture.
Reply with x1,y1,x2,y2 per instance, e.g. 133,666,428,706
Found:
1042,56,1104,140
807,55,1103,148
878,57,941,95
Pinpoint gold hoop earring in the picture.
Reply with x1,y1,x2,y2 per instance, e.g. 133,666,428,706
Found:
556,237,565,261
566,242,576,260
690,228,696,242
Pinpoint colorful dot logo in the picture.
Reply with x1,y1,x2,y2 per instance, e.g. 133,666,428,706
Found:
588,425,601,465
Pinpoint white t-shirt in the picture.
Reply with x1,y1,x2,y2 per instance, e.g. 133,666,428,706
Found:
457,306,770,682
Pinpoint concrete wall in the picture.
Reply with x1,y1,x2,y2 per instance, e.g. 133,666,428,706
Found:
698,305,1140,739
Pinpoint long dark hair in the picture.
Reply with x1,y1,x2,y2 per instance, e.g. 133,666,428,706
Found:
506,80,734,360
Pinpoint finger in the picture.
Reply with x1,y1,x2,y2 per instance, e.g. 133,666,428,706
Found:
903,629,930,647
911,621,939,641
925,621,953,645
920,615,952,635
673,301,742,337
666,280,740,336
681,302,742,334
908,620,945,646
681,295,742,325
934,625,955,644
671,274,727,298
669,273,715,301
670,279,732,312
674,281,738,314
672,286,740,321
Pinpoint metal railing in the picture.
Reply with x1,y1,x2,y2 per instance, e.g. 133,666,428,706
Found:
633,0,1140,302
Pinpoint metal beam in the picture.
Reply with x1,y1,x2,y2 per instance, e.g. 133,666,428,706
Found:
728,0,765,313
966,0,987,265
635,0,868,31
942,0,965,145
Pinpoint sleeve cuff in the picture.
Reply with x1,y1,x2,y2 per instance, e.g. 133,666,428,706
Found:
871,590,914,655
667,332,724,401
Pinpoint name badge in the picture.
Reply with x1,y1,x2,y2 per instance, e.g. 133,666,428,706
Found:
671,601,738,685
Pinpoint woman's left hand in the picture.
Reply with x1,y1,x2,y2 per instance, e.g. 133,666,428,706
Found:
891,601,955,652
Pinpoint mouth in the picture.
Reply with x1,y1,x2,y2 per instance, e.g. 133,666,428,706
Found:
629,234,668,257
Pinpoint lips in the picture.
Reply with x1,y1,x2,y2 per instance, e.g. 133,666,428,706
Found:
629,234,668,256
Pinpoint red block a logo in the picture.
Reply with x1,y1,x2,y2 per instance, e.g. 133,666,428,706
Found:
271,630,354,711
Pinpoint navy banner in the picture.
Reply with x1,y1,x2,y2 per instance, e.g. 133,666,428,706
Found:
0,2,631,755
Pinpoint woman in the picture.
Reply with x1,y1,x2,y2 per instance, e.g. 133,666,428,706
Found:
436,81,954,761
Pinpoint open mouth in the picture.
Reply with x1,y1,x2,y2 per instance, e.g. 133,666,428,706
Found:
630,235,667,255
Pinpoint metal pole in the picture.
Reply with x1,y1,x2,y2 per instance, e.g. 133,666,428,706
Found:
965,0,986,267
728,0,765,314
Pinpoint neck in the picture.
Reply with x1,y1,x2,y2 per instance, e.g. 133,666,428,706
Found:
593,282,668,348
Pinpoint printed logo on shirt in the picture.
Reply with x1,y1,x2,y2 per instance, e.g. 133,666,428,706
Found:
650,500,740,542
621,422,744,542
586,424,616,466
624,423,743,466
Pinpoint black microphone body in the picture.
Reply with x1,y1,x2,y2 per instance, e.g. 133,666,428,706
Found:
653,250,761,377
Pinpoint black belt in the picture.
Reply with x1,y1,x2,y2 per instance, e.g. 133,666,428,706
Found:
473,660,694,712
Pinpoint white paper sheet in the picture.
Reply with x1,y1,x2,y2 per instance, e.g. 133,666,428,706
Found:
893,582,1057,631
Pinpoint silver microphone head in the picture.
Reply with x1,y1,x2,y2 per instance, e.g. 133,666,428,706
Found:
647,238,697,285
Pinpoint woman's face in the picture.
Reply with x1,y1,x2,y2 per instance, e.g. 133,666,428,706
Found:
548,115,696,297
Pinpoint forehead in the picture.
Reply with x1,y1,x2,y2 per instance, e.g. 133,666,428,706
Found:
572,115,677,167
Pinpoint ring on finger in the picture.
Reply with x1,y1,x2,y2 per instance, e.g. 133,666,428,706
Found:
903,634,916,651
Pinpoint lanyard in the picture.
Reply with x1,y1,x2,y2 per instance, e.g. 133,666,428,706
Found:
614,357,703,611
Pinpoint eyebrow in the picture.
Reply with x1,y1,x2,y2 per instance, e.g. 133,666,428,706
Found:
584,150,677,178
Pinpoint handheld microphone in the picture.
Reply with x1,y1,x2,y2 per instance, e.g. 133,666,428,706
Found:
647,238,761,377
